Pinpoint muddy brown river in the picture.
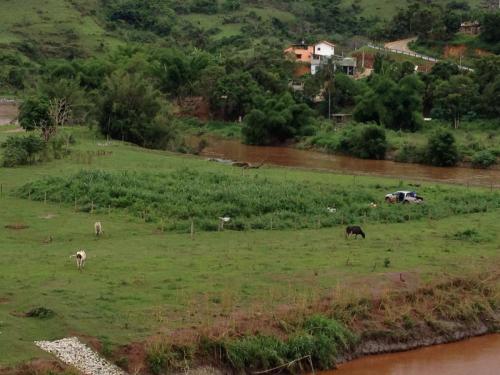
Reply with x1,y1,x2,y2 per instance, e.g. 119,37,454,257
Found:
320,334,500,375
196,136,500,188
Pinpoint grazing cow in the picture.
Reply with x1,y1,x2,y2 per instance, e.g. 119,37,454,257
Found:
218,216,230,231
70,250,87,270
345,225,365,239
94,221,103,237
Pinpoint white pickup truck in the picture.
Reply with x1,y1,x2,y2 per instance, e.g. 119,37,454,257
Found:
385,191,424,204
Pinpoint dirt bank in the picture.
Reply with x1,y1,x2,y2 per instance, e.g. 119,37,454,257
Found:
115,271,499,374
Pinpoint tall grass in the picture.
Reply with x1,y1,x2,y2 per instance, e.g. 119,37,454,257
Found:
17,169,500,232
211,316,356,372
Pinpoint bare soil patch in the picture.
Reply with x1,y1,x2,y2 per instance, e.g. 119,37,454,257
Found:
4,223,29,230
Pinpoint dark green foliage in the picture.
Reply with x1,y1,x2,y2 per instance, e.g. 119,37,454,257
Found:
471,150,496,169
451,228,481,242
354,74,423,132
18,96,51,131
243,93,313,145
2,134,45,167
25,307,55,319
480,11,500,43
222,316,356,371
104,0,176,36
97,71,176,149
338,125,387,159
433,75,478,128
425,129,459,167
210,71,261,120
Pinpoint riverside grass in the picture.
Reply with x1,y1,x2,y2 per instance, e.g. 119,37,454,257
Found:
0,127,499,367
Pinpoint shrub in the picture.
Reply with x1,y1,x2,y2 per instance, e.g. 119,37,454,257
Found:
25,307,55,319
471,150,496,169
98,71,177,149
425,129,459,167
2,134,45,167
394,142,424,163
146,343,194,374
222,316,356,371
338,124,387,159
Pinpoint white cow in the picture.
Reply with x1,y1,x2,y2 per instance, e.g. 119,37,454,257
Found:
70,250,87,270
94,221,103,237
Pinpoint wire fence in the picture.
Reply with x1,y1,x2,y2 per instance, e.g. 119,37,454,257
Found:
366,43,474,72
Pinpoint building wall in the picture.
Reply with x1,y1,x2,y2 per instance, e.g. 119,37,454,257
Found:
284,46,314,63
314,42,335,57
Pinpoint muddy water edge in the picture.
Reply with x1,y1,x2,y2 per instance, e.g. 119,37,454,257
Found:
192,135,500,188
320,334,500,375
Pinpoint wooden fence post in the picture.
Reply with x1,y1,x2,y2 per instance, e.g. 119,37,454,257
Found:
91,200,94,214
190,219,194,239
44,192,47,205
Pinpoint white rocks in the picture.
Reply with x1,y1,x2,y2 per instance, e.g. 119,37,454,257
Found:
35,337,127,375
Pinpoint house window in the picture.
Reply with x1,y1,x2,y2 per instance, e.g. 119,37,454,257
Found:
296,54,302,59
317,47,321,51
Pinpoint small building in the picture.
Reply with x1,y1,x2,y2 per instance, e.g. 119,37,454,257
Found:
459,21,481,35
284,42,314,63
284,40,356,77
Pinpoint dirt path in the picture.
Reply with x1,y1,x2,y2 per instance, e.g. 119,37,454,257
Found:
384,37,417,53
0,101,18,126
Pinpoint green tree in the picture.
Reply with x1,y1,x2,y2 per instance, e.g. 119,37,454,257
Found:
242,93,313,145
98,71,176,149
425,129,459,166
433,75,478,128
18,95,58,141
338,124,387,159
480,11,500,43
211,71,261,120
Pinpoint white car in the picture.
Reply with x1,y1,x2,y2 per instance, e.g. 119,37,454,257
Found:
385,191,424,204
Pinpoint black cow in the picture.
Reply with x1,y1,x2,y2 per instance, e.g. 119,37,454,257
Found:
345,226,365,239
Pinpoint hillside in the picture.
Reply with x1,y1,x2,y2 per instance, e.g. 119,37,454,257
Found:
0,0,484,59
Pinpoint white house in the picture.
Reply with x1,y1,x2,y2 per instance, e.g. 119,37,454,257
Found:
311,41,335,75
313,41,335,57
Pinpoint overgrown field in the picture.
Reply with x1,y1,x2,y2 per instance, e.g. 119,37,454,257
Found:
0,128,499,369
17,169,500,232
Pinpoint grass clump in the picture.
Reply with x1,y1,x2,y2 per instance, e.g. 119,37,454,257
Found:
25,306,55,319
221,316,356,372
146,343,194,374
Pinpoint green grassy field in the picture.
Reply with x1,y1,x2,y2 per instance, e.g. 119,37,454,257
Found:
0,126,499,366
0,0,122,57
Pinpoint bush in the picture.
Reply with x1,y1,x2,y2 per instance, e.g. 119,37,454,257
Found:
146,343,194,374
338,124,387,159
222,316,356,371
98,71,177,149
425,129,459,167
394,142,424,163
471,150,496,169
2,134,45,167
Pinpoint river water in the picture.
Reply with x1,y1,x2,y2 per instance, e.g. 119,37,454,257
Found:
320,334,500,375
195,136,500,188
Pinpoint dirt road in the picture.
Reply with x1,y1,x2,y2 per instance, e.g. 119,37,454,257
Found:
384,37,418,53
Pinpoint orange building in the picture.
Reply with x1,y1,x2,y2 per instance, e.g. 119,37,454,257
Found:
284,43,314,63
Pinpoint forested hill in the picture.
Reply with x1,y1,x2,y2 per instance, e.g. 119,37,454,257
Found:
0,0,485,60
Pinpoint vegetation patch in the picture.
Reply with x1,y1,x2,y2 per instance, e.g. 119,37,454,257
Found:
25,307,55,319
17,170,500,232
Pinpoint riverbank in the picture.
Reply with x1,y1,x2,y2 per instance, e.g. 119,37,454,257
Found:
1,127,499,374
125,271,499,374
